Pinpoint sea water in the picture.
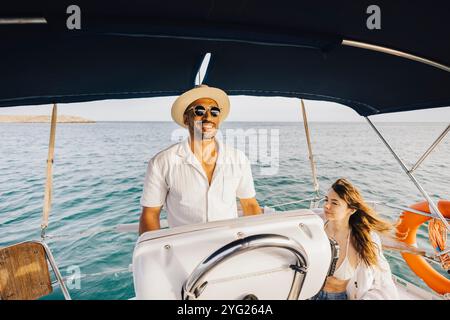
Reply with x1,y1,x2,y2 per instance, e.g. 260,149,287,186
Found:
0,122,448,299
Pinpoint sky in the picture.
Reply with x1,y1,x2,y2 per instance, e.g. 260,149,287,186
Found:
0,95,448,122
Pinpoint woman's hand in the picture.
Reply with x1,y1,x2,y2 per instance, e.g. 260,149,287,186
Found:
323,276,350,293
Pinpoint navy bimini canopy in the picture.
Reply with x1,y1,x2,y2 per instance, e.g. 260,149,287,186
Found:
1,0,449,116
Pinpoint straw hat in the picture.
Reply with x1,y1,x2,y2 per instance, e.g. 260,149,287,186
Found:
171,85,230,128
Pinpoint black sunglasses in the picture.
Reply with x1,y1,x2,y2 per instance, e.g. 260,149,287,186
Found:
189,105,221,117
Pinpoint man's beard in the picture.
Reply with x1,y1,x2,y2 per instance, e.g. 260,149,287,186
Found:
202,130,216,140
193,120,217,140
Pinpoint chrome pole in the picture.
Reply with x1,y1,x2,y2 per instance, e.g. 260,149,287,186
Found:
410,124,450,173
40,241,72,300
365,117,450,232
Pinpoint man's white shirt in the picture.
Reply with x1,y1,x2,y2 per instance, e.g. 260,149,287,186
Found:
140,137,256,227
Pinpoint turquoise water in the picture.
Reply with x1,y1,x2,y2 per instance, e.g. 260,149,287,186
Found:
1,121,448,299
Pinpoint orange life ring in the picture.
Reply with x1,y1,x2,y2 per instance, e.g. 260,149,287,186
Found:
396,200,450,295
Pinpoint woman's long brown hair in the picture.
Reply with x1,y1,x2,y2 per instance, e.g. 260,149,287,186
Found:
331,178,393,267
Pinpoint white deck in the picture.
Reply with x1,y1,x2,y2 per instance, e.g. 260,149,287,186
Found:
393,275,445,300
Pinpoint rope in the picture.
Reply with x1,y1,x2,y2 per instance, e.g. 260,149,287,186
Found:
373,201,450,222
51,266,131,286
270,198,317,208
207,266,291,285
429,218,450,271
384,250,442,267
44,226,119,240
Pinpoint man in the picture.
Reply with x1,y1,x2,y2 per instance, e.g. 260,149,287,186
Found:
139,85,262,234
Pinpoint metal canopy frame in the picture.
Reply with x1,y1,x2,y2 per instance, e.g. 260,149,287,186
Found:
365,118,450,233
342,39,450,73
40,241,72,300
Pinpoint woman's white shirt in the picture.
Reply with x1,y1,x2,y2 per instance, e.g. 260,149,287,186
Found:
345,232,399,300
311,209,399,300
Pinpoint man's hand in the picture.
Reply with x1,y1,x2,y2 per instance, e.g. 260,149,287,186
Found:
239,197,262,216
322,276,350,293
139,206,162,235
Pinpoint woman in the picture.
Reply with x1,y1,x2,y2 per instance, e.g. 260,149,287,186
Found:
313,178,399,300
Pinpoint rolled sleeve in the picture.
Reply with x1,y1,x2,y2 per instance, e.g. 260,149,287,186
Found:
236,155,256,199
140,158,168,207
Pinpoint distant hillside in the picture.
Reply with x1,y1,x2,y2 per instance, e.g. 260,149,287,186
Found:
0,115,95,123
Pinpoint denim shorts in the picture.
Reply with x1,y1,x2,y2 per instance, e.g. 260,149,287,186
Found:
311,290,348,300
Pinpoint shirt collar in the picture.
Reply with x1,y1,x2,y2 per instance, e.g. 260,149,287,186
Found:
177,136,225,165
